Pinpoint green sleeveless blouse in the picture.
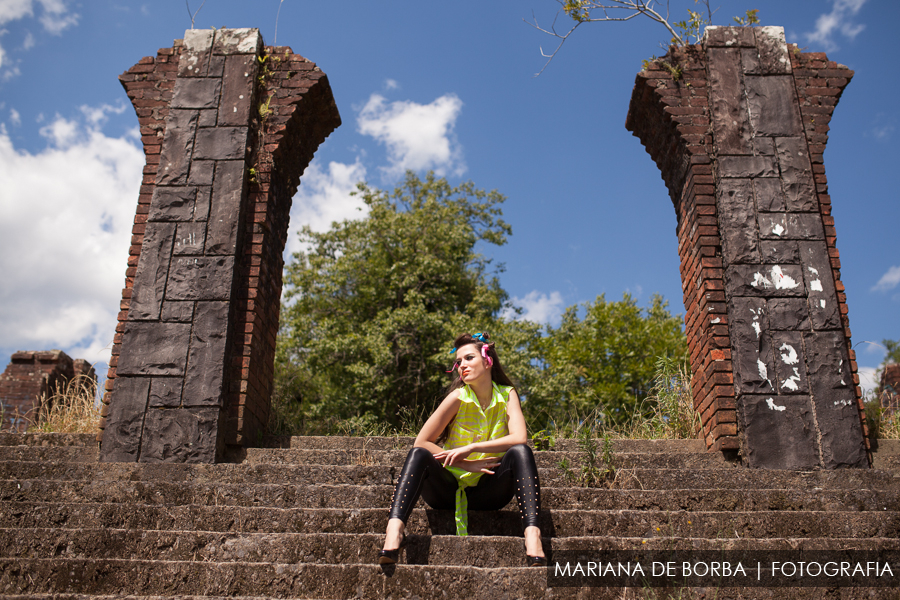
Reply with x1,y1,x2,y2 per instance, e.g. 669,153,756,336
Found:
444,381,512,535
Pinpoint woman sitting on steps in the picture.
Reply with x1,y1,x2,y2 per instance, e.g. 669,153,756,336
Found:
379,331,546,567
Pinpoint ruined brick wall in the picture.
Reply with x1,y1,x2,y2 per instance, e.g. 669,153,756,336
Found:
626,26,867,468
881,364,900,413
100,29,340,462
0,351,97,431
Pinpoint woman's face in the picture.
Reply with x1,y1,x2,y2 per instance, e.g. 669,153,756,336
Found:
455,343,490,384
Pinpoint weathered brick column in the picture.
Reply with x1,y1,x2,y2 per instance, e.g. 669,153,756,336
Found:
100,29,340,462
626,26,867,468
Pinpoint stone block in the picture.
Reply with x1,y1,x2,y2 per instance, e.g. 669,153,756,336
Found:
724,264,805,297
759,240,799,264
193,187,212,222
771,331,808,394
183,301,230,406
116,322,191,376
148,187,196,222
704,26,755,48
740,48,760,75
207,55,225,77
149,377,183,408
757,213,824,240
751,137,775,155
799,241,841,329
197,110,218,128
99,377,150,462
707,48,751,154
729,297,775,395
802,331,867,468
179,30,214,77
752,178,786,212
156,110,199,186
754,27,791,75
173,222,206,255
212,28,262,54
746,76,802,136
171,78,222,110
775,137,818,212
717,156,777,178
161,301,194,323
219,54,258,127
716,179,758,264
767,298,809,331
138,407,222,463
165,256,236,301
206,161,246,255
738,394,819,469
193,127,249,161
188,162,215,186
128,223,175,321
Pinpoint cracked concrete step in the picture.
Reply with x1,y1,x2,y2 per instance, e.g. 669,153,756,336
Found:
4,460,898,490
3,503,898,538
0,445,737,470
3,529,898,567
4,479,900,513
3,558,898,600
0,433,95,448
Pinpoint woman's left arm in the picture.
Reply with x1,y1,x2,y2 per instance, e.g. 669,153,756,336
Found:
434,389,528,467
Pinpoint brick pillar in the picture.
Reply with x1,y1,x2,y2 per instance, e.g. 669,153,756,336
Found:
99,29,340,463
0,350,95,431
626,26,867,468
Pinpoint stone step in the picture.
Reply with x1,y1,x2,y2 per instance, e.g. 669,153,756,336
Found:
0,445,736,470
0,433,95,448
4,479,900,513
3,502,898,539
4,528,898,567
4,460,898,491
2,558,898,600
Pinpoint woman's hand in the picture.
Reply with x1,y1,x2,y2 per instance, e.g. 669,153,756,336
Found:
461,458,501,475
433,444,475,467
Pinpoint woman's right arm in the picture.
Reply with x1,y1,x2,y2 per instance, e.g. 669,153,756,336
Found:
413,390,462,454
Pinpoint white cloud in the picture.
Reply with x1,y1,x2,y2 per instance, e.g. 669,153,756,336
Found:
0,0,33,25
286,158,368,259
357,92,465,179
384,79,399,90
0,110,144,367
859,366,879,397
36,0,77,34
506,290,565,325
872,266,900,292
803,0,867,52
8,106,19,125
22,30,33,49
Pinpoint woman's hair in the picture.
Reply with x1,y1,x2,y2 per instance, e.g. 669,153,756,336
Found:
436,332,516,445
447,332,516,391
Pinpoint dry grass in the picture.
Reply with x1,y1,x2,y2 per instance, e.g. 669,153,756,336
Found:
29,374,100,434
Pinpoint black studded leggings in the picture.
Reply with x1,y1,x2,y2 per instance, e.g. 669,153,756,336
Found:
387,444,541,529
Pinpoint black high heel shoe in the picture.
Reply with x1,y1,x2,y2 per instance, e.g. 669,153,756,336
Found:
526,554,548,567
377,533,407,565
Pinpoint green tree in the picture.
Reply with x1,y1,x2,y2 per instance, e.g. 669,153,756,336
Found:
276,172,514,426
526,293,688,425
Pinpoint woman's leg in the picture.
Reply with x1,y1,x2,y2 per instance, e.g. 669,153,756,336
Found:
383,446,458,551
465,444,543,556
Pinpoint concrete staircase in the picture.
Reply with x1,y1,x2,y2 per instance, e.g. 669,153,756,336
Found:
0,432,898,599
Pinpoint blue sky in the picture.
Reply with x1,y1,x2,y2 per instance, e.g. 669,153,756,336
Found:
0,0,896,393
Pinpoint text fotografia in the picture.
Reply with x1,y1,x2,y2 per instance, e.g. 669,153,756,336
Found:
547,551,900,588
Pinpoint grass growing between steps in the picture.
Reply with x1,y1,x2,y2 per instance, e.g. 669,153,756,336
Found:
27,374,100,434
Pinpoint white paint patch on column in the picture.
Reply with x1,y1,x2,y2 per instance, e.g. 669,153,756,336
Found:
833,399,853,407
772,223,785,236
779,343,799,365
771,265,799,290
758,359,774,389
751,308,762,338
766,398,786,412
781,367,802,391
752,272,773,289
